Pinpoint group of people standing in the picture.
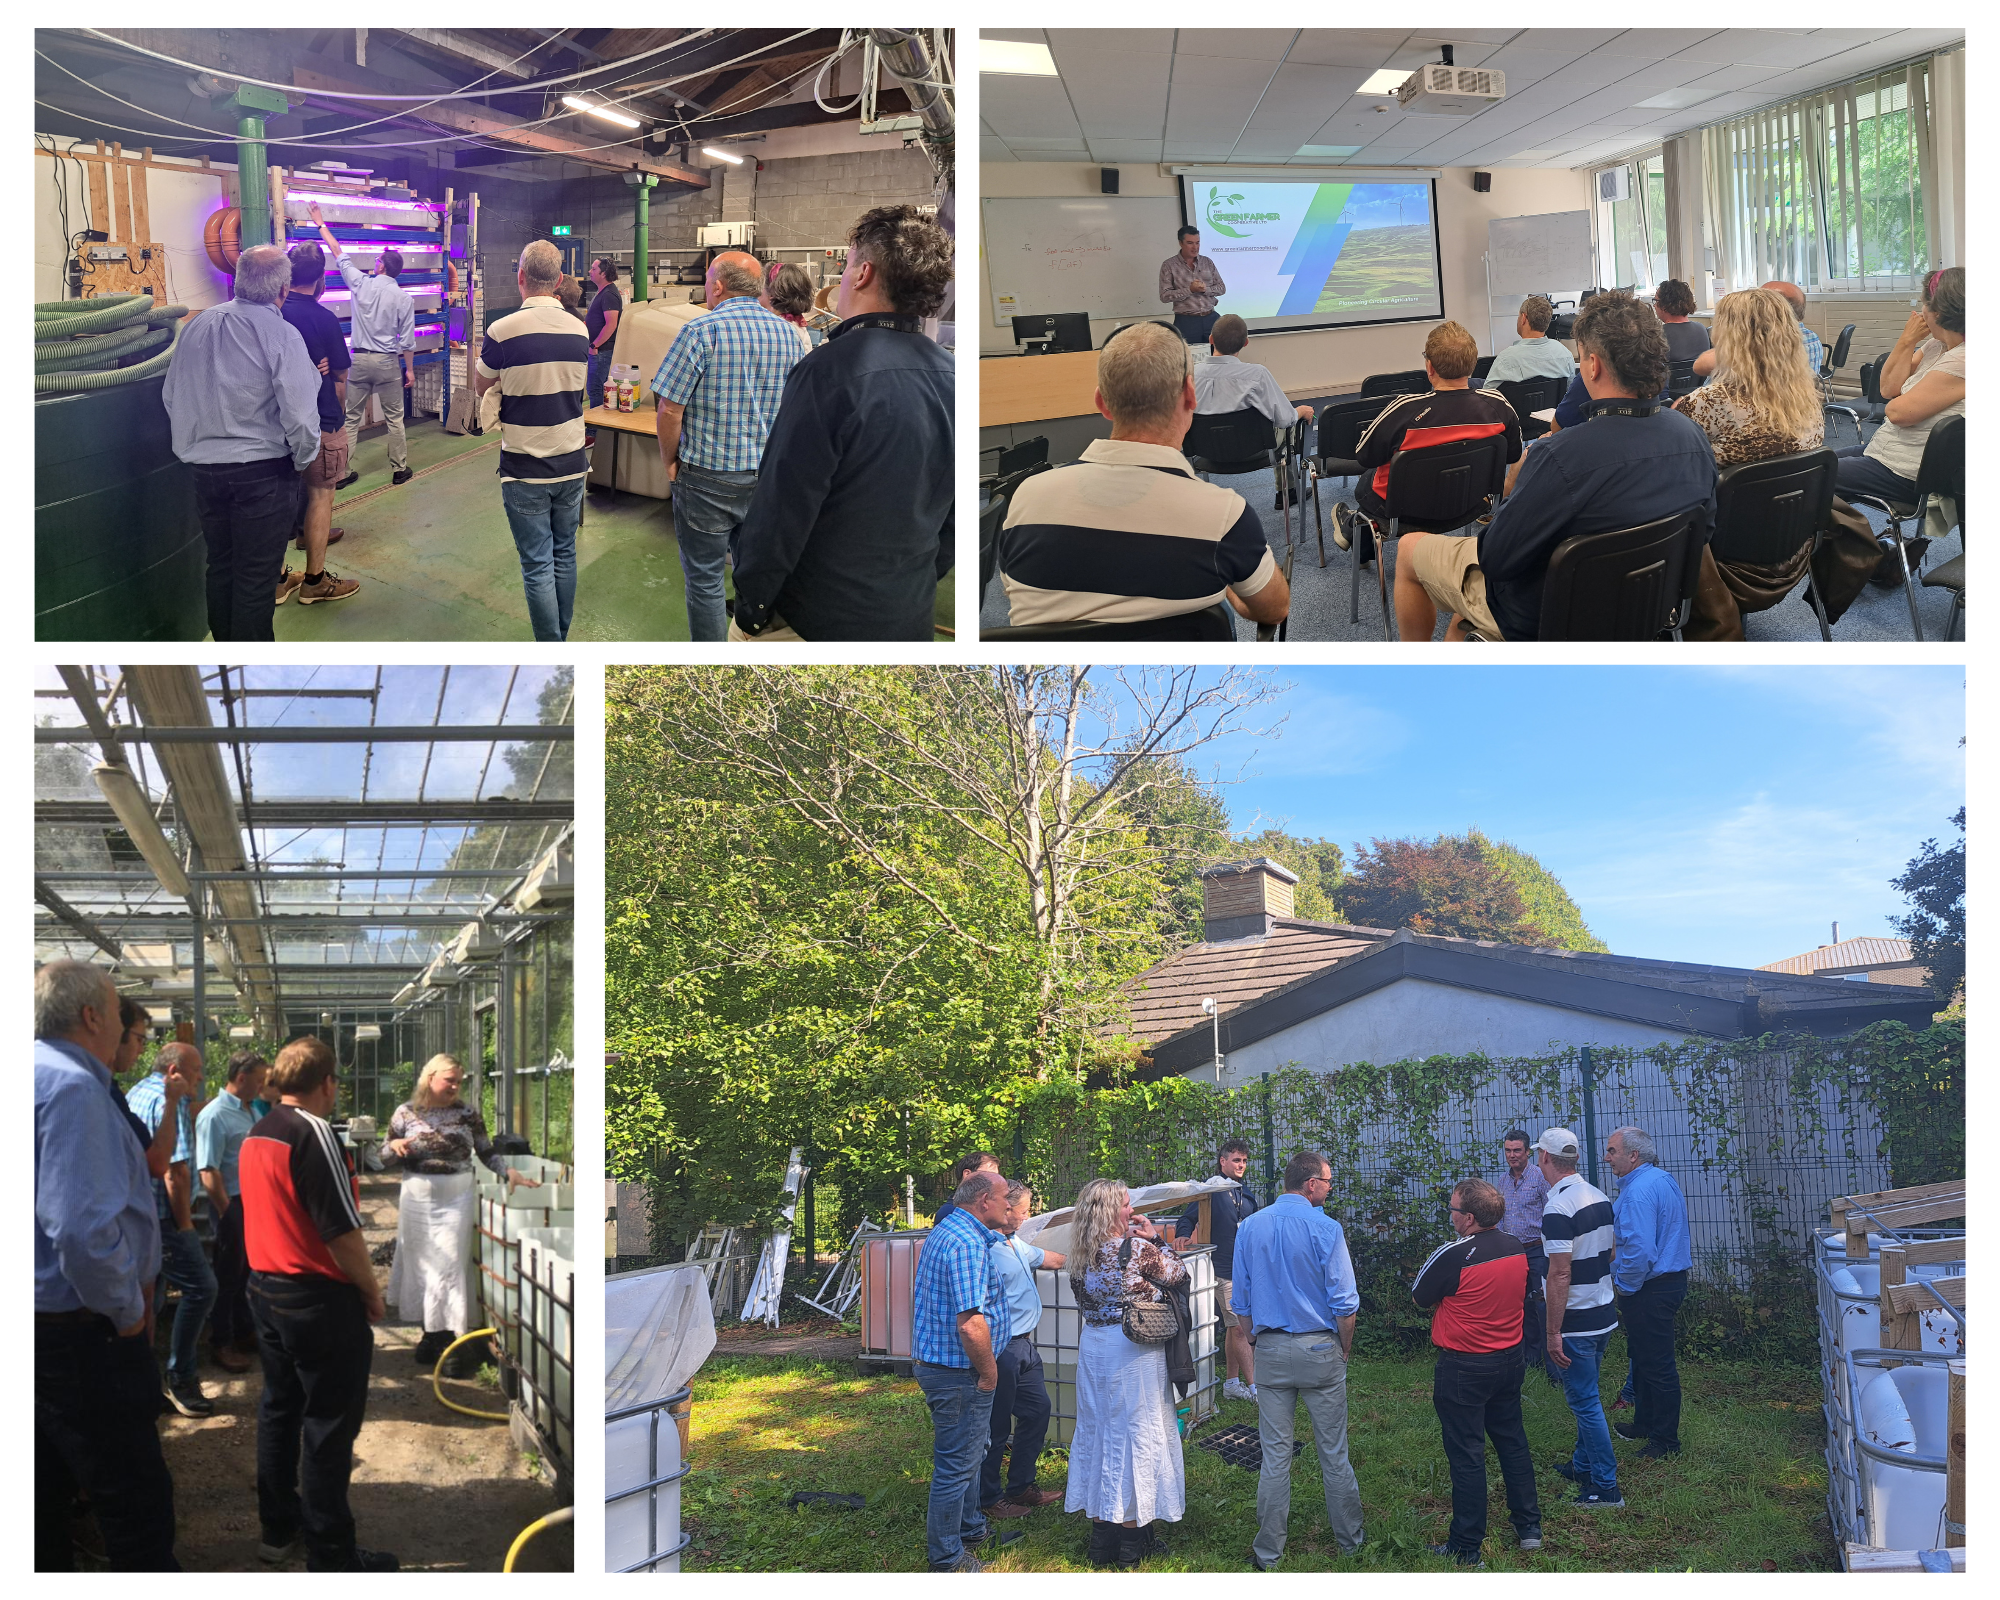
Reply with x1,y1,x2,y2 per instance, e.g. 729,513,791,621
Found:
906,1118,1690,1572
34,958,533,1572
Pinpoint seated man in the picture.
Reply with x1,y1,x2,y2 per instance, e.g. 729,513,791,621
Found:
1485,296,1578,387
1693,280,1820,379
1194,315,1313,510
997,320,1289,631
1395,291,1717,641
1333,321,1521,557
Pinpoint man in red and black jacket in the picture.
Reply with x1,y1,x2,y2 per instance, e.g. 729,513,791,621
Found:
239,1036,398,1573
1412,1178,1541,1566
1333,322,1521,566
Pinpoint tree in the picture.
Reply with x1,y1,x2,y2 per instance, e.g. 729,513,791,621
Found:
1471,831,1608,952
432,665,573,890
1340,834,1550,944
1891,808,1964,1002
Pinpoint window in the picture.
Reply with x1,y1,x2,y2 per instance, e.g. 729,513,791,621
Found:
1703,61,1939,294
1593,152,1668,292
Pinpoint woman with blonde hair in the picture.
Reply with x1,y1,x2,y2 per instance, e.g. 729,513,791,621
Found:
1065,1177,1188,1569
1677,287,1827,637
384,1054,540,1372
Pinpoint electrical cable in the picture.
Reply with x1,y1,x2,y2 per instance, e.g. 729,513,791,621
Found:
814,32,864,114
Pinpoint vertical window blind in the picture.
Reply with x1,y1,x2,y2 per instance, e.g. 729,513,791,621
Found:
1701,60,1938,293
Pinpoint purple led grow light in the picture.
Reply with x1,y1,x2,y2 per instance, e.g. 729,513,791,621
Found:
284,195,444,212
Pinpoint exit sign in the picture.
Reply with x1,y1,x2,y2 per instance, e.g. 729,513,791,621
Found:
550,225,572,236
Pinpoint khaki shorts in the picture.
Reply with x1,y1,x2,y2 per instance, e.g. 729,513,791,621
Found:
1404,531,1503,640
304,430,351,489
1216,1276,1239,1329
727,612,804,642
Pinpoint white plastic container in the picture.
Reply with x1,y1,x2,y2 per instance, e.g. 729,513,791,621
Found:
607,1387,688,1572
1856,1365,1950,1549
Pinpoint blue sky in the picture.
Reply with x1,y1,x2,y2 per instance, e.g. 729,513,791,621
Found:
1180,666,1962,970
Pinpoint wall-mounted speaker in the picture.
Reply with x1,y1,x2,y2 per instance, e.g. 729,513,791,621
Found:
1472,171,1492,193
1101,167,1119,194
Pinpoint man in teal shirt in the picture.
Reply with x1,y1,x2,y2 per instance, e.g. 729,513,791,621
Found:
196,1050,268,1370
980,1180,1066,1519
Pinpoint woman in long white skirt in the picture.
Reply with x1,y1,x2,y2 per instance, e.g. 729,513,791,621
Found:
1064,1178,1188,1569
384,1054,539,1374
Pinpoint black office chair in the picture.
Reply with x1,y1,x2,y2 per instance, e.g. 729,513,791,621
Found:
1845,415,1964,641
979,456,1054,603
1821,403,1866,457
1665,359,1702,400
1184,405,1303,555
1711,448,1839,640
1857,354,1889,423
1472,355,1496,388
1921,552,1964,642
1360,368,1429,398
1819,322,1856,398
1531,504,1707,640
1497,375,1568,442
1369,433,1510,638
981,599,1238,642
1304,394,1392,567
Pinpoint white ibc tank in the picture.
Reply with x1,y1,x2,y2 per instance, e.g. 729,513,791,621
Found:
605,1262,713,1574
1856,1366,1950,1550
607,1388,687,1571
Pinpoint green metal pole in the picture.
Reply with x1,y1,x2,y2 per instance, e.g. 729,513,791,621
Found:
1580,1047,1601,1189
624,173,658,302
227,87,289,251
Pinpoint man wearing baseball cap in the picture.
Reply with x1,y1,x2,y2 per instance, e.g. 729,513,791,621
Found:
1534,1128,1623,1509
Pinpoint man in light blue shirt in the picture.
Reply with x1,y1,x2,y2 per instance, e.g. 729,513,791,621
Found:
1606,1126,1691,1458
128,1041,216,1418
34,960,179,1570
1486,296,1579,388
1230,1149,1364,1567
980,1180,1067,1520
196,1049,267,1370
160,242,324,642
309,201,417,486
910,1170,1017,1572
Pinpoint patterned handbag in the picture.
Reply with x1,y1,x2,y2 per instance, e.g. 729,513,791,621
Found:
1118,1238,1178,1345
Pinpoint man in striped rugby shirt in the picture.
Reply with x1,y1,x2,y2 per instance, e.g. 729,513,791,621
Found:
1536,1127,1624,1510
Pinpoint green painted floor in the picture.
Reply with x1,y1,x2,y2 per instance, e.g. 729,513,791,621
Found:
273,419,953,643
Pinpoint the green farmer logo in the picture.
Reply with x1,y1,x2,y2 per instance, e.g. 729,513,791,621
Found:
1203,185,1279,237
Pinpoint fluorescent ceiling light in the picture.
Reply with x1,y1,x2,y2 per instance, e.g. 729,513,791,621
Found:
982,40,1058,76
701,145,745,164
1295,144,1363,159
1357,69,1410,96
1636,88,1722,110
562,95,640,128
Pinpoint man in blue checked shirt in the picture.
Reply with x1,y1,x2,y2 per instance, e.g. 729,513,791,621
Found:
651,250,804,642
35,960,179,1570
1230,1150,1365,1569
911,1169,1018,1572
1605,1126,1691,1458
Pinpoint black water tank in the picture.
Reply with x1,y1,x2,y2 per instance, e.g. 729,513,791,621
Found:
36,373,206,640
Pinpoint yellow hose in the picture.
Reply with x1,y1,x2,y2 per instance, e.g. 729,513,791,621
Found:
431,1326,509,1420
503,1504,575,1572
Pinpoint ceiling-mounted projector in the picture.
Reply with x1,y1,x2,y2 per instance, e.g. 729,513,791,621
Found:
1396,63,1506,117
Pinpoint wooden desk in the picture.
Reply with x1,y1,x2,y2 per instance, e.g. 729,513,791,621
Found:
981,349,1100,428
584,403,658,503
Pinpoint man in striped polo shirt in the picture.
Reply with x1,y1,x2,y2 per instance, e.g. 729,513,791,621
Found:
995,320,1289,633
474,240,590,641
1535,1126,1624,1509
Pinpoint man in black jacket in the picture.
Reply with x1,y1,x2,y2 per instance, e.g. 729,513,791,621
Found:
730,205,954,642
1412,1179,1540,1566
1177,1139,1261,1400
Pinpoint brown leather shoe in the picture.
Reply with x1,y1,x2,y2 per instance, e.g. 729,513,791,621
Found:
275,568,306,605
1004,1486,1065,1508
326,526,345,545
297,570,361,605
980,1499,1036,1519
211,1344,253,1374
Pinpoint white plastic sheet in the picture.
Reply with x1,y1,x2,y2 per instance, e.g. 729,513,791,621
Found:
605,1262,716,1415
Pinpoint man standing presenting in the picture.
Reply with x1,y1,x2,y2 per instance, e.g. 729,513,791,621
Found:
909,1169,1017,1572
1159,225,1227,346
1230,1150,1364,1570
127,1041,215,1419
585,256,624,412
240,1036,396,1571
474,240,592,642
1177,1137,1262,1401
1412,1179,1540,1565
980,1180,1065,1522
35,961,178,1571
277,241,359,607
1536,1128,1623,1509
649,250,802,641
731,205,954,642
1493,1128,1553,1377
1606,1126,1691,1459
309,202,415,488
196,1050,268,1374
159,242,324,642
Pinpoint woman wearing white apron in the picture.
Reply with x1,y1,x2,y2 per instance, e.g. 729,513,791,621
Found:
1066,1178,1188,1569
383,1055,539,1374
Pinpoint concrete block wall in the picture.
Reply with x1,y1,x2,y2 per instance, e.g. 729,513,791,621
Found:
750,144,935,251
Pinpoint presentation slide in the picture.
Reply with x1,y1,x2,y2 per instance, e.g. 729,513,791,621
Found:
1177,176,1444,333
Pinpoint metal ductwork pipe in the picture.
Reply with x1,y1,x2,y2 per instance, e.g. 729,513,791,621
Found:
865,29,954,153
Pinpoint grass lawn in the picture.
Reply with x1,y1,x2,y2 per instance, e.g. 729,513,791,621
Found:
678,1337,1834,1573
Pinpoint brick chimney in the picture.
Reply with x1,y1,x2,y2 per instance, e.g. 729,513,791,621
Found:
1199,857,1299,943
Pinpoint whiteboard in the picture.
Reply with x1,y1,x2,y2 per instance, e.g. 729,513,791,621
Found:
982,194,1184,325
1486,210,1593,298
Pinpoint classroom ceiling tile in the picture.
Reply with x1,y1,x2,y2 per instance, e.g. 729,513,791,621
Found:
980,75,1083,139
1046,30,1176,55
1087,140,1167,162
980,138,1018,162
1169,53,1285,94
1174,30,1301,61
1287,31,1406,68
978,29,1045,44
1470,45,1581,90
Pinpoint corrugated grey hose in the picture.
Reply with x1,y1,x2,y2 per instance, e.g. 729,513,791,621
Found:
35,293,191,391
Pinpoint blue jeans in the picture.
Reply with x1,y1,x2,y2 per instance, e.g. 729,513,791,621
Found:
588,350,614,413
500,477,583,641
979,1335,1052,1508
914,1361,995,1569
157,1224,217,1387
1174,311,1219,345
1557,1330,1618,1495
670,463,759,642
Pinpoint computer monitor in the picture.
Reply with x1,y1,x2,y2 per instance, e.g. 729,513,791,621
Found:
1011,311,1093,354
